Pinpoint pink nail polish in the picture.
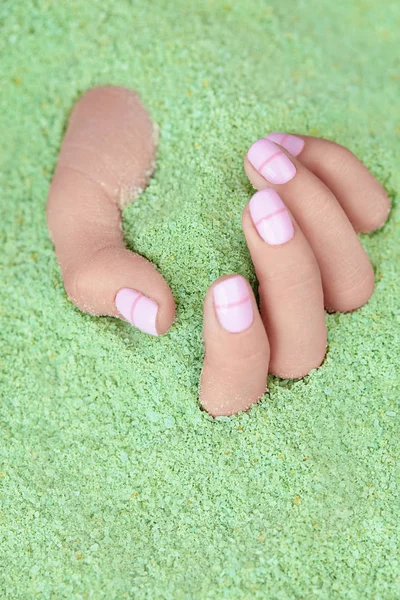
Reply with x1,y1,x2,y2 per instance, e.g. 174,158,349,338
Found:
115,288,158,336
213,276,254,333
247,138,296,184
249,189,294,245
266,132,305,157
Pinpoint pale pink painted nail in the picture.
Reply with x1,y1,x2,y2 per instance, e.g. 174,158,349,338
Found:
249,189,294,245
266,132,305,157
213,276,254,333
247,138,296,184
115,288,158,335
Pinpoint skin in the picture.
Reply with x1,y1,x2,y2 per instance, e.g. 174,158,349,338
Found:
47,86,391,418
47,86,175,334
201,275,270,417
244,146,380,313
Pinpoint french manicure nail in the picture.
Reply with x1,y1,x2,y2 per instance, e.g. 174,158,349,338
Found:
249,188,294,245
213,276,254,333
247,138,296,184
115,288,158,335
266,132,305,157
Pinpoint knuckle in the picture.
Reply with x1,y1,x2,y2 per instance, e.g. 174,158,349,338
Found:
260,257,320,292
63,261,92,309
301,187,335,221
238,337,270,365
205,330,269,371
62,244,115,311
206,345,269,377
324,143,354,177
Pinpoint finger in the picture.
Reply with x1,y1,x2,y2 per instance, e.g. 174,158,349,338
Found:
244,141,374,312
266,133,391,232
242,189,326,378
47,86,175,335
200,275,269,417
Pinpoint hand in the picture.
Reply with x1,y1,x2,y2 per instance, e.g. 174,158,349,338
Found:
199,133,390,416
47,88,390,418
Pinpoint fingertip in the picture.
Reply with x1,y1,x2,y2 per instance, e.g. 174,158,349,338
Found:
241,202,254,243
357,192,391,233
200,274,270,417
268,331,327,379
212,275,255,333
155,286,176,335
325,262,375,313
244,153,268,191
291,135,392,233
114,277,175,337
266,132,305,157
246,138,297,185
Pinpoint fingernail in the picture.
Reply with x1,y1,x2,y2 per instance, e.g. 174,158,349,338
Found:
247,138,296,184
266,132,305,157
213,276,254,333
115,288,158,335
249,188,294,245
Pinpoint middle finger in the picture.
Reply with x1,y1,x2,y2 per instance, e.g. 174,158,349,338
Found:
242,189,327,378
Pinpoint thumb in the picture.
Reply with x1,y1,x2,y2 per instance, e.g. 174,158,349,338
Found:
47,85,175,335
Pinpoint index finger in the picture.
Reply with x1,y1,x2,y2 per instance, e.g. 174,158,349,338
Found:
200,275,270,417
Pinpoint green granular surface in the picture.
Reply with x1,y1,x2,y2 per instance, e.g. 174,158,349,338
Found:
0,0,399,598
